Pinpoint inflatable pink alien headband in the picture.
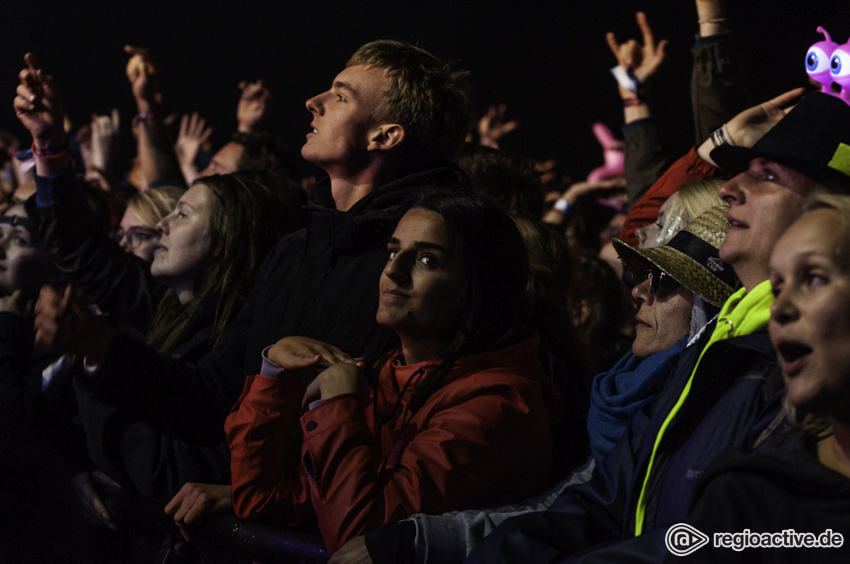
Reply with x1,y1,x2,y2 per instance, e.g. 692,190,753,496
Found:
806,26,850,104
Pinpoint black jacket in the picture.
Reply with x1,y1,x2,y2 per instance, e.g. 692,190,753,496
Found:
82,165,470,444
682,431,850,563
465,327,784,563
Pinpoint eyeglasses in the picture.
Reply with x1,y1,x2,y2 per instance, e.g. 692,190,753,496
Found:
646,267,682,299
114,226,160,251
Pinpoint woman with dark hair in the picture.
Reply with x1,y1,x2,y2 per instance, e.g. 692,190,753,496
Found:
166,191,564,553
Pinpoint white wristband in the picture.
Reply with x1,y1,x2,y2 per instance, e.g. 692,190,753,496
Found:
554,198,571,213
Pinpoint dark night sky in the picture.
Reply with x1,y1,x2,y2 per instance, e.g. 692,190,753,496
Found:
3,0,850,181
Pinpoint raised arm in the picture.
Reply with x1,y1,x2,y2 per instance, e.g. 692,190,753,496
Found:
691,0,753,143
15,54,162,327
125,46,182,188
606,12,671,206
13,53,70,177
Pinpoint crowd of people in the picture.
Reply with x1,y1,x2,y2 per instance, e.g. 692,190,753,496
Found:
3,0,850,562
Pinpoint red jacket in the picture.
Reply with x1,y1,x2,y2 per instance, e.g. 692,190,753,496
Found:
618,147,718,247
225,334,564,553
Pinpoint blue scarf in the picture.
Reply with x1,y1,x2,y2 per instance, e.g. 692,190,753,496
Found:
587,336,688,460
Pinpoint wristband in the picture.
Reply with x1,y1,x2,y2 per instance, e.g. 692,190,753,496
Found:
698,18,727,24
710,124,736,148
137,111,155,121
554,198,571,213
31,142,69,161
623,97,645,107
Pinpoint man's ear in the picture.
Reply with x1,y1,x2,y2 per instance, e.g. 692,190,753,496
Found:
367,124,405,152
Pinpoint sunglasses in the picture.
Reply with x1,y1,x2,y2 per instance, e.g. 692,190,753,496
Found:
646,266,682,299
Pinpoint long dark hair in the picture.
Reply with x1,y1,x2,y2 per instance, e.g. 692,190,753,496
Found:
385,190,532,411
148,171,306,353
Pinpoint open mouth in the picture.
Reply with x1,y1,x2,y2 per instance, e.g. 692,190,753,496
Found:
775,340,813,375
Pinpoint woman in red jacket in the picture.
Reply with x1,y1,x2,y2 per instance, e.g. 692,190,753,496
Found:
166,190,565,553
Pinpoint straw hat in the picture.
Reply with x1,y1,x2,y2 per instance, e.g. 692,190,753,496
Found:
612,204,740,307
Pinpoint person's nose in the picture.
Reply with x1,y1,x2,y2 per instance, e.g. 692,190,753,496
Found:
383,253,411,284
631,276,653,305
305,92,324,116
718,173,748,206
119,232,132,252
770,285,799,326
156,215,171,235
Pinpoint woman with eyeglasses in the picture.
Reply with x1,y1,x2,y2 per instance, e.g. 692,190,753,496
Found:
114,185,183,263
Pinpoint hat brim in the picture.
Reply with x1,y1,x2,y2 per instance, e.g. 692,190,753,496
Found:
613,238,737,308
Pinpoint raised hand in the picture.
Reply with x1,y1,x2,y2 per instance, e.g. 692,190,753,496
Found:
723,87,806,148
478,104,519,148
13,53,67,151
124,45,160,112
237,80,272,134
80,109,121,188
606,12,668,90
175,112,213,184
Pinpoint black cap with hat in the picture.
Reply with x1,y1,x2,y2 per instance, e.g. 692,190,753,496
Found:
711,92,850,193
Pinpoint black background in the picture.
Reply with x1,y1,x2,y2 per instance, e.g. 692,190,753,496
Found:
3,0,850,181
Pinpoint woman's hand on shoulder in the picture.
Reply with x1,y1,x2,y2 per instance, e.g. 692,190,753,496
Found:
268,336,360,371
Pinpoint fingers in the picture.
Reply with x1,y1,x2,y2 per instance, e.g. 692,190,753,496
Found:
164,482,232,542
606,32,622,63
239,80,269,99
766,87,807,111
24,52,42,75
33,285,72,349
636,12,655,51
302,376,322,409
123,45,149,57
655,38,669,59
